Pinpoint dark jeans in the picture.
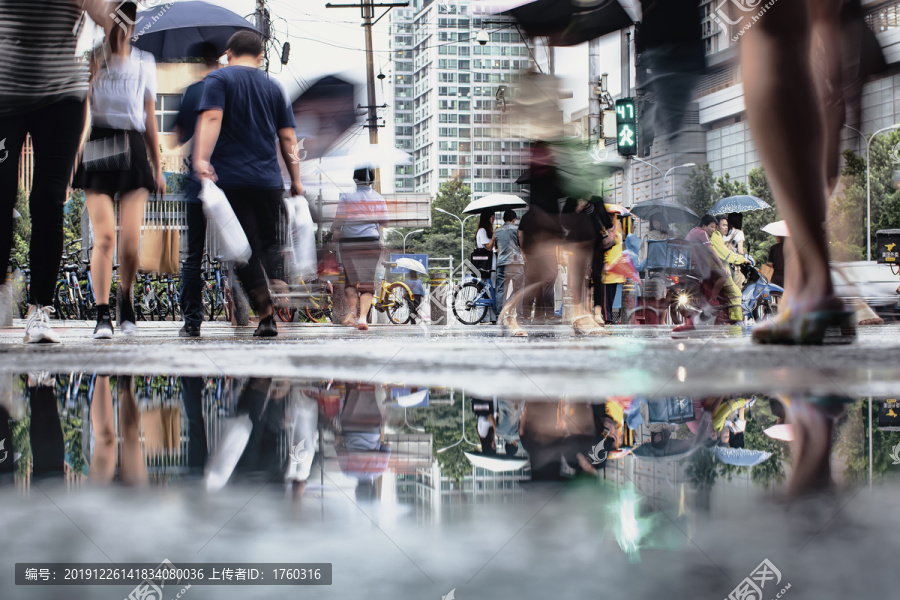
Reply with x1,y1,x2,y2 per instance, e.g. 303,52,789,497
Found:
497,263,525,318
180,202,206,328
0,98,85,305
221,188,282,311
602,283,620,323
181,376,208,475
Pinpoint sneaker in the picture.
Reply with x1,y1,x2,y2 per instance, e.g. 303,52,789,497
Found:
93,313,114,339
27,371,54,388
179,325,201,338
253,314,278,337
120,320,137,336
23,305,60,344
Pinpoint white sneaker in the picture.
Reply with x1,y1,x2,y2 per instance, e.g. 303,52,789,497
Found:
120,321,137,336
23,305,60,344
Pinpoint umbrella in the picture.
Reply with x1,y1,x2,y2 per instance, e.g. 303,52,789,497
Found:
711,446,773,467
707,195,770,215
462,194,527,215
394,257,428,275
132,1,260,61
631,438,699,460
480,0,636,47
292,76,358,162
762,220,790,237
763,424,794,441
630,199,698,224
394,389,428,407
465,452,529,473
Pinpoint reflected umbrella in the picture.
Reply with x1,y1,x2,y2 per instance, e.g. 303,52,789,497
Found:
464,452,529,473
711,446,773,467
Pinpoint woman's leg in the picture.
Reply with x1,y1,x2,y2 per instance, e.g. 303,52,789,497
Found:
117,188,148,322
88,376,117,483
741,0,839,315
344,284,359,322
117,375,147,486
85,192,117,306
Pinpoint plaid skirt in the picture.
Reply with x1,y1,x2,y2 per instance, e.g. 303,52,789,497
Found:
339,238,383,293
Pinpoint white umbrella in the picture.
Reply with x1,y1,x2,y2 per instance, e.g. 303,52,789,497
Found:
762,220,789,237
394,257,428,275
465,452,529,472
395,390,428,407
462,194,527,215
763,424,794,441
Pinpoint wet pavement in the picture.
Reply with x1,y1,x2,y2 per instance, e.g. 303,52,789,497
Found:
1,321,899,600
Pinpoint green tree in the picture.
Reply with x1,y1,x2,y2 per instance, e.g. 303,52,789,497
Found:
715,173,748,199
12,188,30,265
408,178,477,264
743,167,780,263
835,400,900,484
681,164,717,217
64,189,86,247
409,398,478,484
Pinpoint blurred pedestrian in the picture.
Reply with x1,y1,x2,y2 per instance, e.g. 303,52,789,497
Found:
741,0,854,344
494,209,526,336
712,214,749,289
0,0,110,343
600,219,625,324
332,166,388,330
518,207,557,323
173,42,221,338
194,31,304,338
406,270,425,324
77,1,165,339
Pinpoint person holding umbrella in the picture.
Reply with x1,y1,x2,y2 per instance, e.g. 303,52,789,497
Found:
194,31,304,338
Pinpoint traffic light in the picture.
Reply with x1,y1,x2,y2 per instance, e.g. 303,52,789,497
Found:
615,98,637,156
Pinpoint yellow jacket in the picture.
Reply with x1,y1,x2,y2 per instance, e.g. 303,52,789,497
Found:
603,232,625,284
711,230,746,266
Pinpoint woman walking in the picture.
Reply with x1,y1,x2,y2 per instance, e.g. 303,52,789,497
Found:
77,1,165,339
472,211,495,280
333,167,389,331
0,0,110,343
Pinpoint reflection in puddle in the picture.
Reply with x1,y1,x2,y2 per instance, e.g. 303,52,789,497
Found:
1,373,894,499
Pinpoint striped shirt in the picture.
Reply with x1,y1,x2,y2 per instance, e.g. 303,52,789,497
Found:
0,0,88,116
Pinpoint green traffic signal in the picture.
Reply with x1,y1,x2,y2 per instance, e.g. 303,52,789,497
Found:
615,98,637,156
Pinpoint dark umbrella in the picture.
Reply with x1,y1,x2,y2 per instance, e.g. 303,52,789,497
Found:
292,76,358,161
630,199,698,225
492,0,635,47
132,1,260,61
707,195,770,215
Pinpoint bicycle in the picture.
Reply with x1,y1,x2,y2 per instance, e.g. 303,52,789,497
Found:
54,239,88,320
451,268,498,325
273,277,334,324
371,262,414,325
203,254,249,325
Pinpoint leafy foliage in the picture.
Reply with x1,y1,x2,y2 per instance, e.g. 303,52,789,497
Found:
11,188,29,265
409,397,478,485
64,189,86,248
395,178,477,266
835,400,900,485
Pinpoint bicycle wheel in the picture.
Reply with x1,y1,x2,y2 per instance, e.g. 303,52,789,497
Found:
452,282,488,325
385,283,412,325
276,307,297,322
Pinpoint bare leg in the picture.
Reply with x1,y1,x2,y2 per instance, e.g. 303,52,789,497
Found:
88,376,116,483
85,193,116,305
343,284,358,325
116,189,148,308
117,376,147,486
741,0,842,319
358,292,373,323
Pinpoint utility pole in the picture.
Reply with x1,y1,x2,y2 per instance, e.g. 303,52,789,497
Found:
255,0,270,71
327,2,408,192
621,27,632,208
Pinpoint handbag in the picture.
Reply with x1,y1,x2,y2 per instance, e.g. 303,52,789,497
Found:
82,132,131,171
139,195,181,274
470,246,491,270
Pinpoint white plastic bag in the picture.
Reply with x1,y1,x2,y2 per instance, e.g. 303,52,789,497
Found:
199,178,251,264
284,195,317,279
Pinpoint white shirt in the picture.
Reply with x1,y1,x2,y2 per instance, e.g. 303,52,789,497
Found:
724,229,745,253
477,416,493,437
89,47,157,132
476,228,491,249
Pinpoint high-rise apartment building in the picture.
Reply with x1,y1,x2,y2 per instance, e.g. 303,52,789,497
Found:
390,0,532,198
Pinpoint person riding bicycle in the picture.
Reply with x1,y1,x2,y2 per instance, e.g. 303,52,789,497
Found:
675,214,743,335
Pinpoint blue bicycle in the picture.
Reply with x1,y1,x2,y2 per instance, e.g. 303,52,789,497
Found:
452,272,499,325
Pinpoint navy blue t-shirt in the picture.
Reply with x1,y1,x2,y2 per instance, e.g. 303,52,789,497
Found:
199,66,295,189
175,79,205,202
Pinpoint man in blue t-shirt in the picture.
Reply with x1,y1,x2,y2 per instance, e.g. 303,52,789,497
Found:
194,31,304,337
173,42,219,338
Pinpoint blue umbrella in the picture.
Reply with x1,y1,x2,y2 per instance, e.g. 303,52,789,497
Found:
711,446,772,467
132,1,260,61
707,195,770,215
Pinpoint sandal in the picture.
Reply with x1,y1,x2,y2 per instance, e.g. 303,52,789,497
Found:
593,307,606,325
752,307,856,345
357,317,369,331
502,316,528,337
341,315,356,328
573,314,608,336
